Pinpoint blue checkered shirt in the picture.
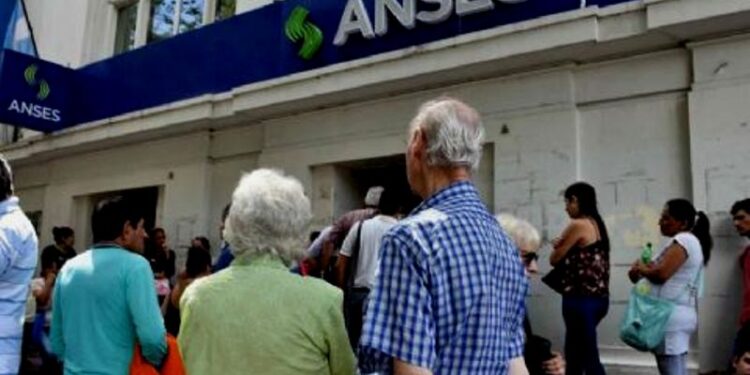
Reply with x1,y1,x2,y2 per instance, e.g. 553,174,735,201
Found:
358,181,528,374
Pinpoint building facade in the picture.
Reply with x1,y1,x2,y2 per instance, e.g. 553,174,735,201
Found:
3,0,750,371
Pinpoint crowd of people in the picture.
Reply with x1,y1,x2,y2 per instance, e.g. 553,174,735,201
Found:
0,97,749,375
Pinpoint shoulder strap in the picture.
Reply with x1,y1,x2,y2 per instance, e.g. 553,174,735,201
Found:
345,221,365,290
675,265,703,302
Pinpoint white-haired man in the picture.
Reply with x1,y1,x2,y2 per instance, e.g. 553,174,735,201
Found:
178,169,355,375
359,98,528,375
0,156,38,375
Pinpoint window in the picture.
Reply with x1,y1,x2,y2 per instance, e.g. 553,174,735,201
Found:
114,1,138,54
113,0,232,55
148,0,205,44
178,0,205,33
215,0,236,22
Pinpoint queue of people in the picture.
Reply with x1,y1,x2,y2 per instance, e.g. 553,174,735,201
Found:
0,97,748,375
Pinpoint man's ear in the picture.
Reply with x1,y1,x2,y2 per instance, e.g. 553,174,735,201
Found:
412,129,427,160
121,220,133,238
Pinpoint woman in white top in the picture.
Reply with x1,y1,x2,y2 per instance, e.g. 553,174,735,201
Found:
629,199,713,375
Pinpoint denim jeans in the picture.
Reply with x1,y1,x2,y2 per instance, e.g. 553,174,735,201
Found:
656,353,687,375
562,295,609,375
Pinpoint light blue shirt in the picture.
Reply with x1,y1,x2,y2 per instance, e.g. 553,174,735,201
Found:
0,196,38,375
51,246,166,375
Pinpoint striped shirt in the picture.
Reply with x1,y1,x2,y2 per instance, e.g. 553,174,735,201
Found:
0,197,39,375
359,181,527,374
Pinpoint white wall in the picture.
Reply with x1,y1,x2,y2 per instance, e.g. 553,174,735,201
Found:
236,0,275,14
24,0,92,67
689,35,750,371
14,133,212,259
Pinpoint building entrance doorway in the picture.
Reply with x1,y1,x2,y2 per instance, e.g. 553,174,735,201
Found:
75,186,161,247
332,154,420,218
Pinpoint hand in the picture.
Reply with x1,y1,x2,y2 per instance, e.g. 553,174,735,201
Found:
628,261,642,283
551,237,562,247
44,271,57,285
542,352,565,375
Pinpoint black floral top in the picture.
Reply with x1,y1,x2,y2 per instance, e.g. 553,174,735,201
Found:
560,241,610,297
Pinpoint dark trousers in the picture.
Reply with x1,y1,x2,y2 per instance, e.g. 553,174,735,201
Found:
344,287,370,350
563,295,609,375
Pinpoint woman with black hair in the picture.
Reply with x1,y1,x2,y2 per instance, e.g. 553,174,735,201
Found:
163,246,212,336
40,226,77,272
629,199,712,375
548,182,610,375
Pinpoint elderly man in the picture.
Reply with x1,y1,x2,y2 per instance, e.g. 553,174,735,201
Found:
359,98,528,375
179,169,355,375
0,156,38,375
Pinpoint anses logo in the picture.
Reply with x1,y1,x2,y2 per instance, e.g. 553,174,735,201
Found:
285,6,323,60
24,65,51,101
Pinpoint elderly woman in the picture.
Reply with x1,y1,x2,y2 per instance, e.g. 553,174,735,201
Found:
498,214,565,375
178,169,356,375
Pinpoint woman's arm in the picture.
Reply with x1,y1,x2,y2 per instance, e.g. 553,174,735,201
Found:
550,221,584,266
636,242,688,284
170,273,193,309
34,273,56,307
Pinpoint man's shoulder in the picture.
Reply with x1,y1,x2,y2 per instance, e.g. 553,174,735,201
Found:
397,204,490,235
0,209,37,244
400,208,449,229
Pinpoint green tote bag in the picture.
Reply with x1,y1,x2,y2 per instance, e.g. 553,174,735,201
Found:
620,270,701,352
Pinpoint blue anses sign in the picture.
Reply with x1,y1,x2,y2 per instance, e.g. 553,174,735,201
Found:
0,0,632,132
0,50,71,132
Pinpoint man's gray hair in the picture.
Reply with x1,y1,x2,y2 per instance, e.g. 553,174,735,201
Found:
410,97,485,171
224,168,312,264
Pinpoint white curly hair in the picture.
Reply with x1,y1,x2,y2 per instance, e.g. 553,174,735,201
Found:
496,213,541,253
224,168,312,264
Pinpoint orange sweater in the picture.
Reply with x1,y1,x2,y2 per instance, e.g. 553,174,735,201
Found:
130,335,186,375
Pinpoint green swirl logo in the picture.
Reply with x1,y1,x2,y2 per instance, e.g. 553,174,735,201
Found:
24,65,51,101
285,6,323,60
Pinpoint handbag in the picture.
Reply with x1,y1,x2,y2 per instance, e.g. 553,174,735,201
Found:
541,266,566,294
619,269,702,352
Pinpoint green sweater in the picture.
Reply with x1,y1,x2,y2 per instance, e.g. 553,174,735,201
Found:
50,246,166,375
178,254,356,375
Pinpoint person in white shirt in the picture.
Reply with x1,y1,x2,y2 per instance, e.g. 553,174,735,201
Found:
335,187,401,348
629,198,712,375
0,155,38,375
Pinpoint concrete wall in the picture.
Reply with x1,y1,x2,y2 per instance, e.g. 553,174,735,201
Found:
14,133,213,261
689,35,750,371
236,0,274,14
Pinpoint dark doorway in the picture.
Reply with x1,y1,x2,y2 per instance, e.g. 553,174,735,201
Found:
336,154,421,216
89,186,160,233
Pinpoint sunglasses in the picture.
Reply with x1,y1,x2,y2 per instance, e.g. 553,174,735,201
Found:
522,252,539,264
